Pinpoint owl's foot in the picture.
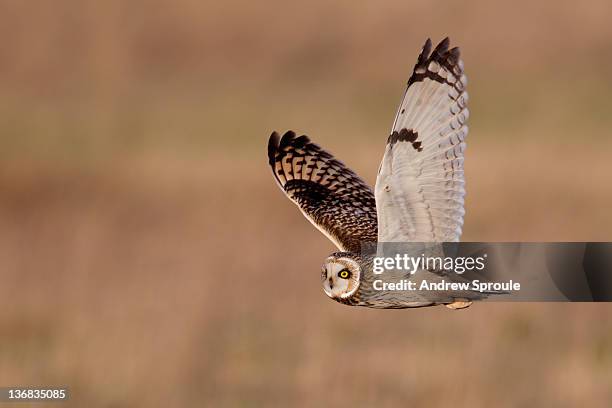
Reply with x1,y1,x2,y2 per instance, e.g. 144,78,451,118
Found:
445,298,473,310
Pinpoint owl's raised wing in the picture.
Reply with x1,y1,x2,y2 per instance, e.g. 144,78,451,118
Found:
268,131,377,252
375,38,468,242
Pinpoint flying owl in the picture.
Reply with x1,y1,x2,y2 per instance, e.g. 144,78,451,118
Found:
267,38,476,309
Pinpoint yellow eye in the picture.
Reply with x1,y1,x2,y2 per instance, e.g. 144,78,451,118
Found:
338,270,351,279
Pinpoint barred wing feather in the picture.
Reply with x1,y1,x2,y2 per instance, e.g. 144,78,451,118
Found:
375,38,468,243
268,131,378,252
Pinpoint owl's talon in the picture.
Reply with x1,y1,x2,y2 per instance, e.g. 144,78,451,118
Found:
445,298,472,309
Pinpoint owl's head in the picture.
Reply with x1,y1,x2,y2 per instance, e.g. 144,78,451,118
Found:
321,252,362,299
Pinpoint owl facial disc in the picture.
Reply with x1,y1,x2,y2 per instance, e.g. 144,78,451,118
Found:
322,256,361,299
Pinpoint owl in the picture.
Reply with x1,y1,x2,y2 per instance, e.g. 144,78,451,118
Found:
268,38,476,309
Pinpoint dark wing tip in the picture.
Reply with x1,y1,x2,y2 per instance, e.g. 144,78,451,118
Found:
417,38,433,64
268,131,281,166
432,37,450,58
448,46,461,64
268,130,313,166
279,130,297,150
407,37,464,86
293,135,310,148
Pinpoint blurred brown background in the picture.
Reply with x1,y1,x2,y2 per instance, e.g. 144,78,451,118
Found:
1,0,612,406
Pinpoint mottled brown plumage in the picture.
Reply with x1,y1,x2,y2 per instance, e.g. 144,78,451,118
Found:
268,131,377,253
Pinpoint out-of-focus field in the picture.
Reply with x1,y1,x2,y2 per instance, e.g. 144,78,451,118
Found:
1,1,612,407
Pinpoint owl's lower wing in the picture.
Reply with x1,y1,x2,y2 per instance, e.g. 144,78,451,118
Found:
375,37,468,243
268,131,378,253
